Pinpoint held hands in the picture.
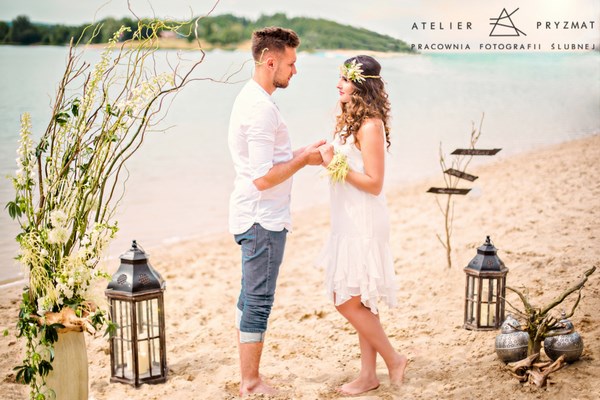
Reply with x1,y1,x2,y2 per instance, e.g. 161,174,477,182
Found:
302,139,327,166
318,143,334,167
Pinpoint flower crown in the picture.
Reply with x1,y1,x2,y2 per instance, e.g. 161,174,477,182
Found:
340,60,380,83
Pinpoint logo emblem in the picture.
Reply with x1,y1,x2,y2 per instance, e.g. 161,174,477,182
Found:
489,8,526,37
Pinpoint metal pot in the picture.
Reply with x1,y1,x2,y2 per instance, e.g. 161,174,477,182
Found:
544,314,584,363
495,316,529,363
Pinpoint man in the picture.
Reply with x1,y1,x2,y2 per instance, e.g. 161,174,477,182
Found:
227,27,324,396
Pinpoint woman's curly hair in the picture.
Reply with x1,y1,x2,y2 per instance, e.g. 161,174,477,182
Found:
335,55,391,149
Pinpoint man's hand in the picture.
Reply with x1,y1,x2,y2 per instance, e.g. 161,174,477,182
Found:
302,139,326,166
253,139,327,191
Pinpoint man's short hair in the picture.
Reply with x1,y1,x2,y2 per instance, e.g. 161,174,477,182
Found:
251,27,300,61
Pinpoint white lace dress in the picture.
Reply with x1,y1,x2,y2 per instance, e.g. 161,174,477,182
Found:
316,132,398,314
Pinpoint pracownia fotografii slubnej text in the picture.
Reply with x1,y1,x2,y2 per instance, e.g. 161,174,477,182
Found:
410,19,598,51
411,43,596,51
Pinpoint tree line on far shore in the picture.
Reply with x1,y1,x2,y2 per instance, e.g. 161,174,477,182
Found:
0,13,413,53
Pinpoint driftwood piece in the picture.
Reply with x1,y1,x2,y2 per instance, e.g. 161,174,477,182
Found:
44,307,87,332
527,355,566,387
532,360,553,369
38,303,97,333
506,353,540,381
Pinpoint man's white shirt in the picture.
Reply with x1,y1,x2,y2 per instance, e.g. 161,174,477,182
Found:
228,79,293,235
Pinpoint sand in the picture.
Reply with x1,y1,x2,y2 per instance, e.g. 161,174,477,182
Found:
1,134,599,399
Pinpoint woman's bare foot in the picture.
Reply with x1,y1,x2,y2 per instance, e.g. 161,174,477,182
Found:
389,354,408,386
240,378,278,397
337,376,380,396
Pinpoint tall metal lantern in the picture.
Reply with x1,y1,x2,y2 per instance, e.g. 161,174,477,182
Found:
463,236,508,331
106,240,167,386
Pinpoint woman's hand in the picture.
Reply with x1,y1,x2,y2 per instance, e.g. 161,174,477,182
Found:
318,143,334,167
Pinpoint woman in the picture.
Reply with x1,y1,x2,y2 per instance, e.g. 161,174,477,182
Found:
316,55,408,395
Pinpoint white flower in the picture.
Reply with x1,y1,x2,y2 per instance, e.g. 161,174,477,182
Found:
63,286,74,299
340,60,380,84
77,247,88,259
37,296,51,315
50,210,68,227
80,236,90,246
40,249,49,257
47,226,69,244
15,169,27,186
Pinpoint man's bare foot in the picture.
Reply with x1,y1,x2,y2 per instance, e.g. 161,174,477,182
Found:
240,379,278,397
337,376,380,396
389,354,408,386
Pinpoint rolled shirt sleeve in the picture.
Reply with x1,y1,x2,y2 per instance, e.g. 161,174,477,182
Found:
247,104,278,180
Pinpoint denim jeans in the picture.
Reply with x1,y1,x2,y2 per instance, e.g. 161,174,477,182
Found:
234,223,287,343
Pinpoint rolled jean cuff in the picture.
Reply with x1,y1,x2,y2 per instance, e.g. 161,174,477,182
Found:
236,307,265,343
240,331,265,343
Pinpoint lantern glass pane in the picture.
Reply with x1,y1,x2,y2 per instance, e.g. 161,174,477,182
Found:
466,276,474,323
152,337,160,369
476,278,501,327
137,340,151,376
492,279,497,325
136,298,160,340
481,279,489,305
466,276,472,298
150,337,162,376
110,299,134,379
131,298,163,379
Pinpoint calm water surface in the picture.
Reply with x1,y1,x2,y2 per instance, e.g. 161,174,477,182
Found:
0,46,598,282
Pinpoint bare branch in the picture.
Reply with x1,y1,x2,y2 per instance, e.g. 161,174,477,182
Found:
501,296,528,320
507,286,534,313
563,290,582,319
540,266,596,315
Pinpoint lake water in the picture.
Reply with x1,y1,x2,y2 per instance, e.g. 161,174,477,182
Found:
0,46,599,283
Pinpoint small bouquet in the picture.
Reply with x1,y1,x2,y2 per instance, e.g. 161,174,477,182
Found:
326,151,349,183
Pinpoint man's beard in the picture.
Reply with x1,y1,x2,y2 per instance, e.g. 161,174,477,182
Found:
273,77,289,89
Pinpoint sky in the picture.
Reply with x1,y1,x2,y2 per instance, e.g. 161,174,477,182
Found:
0,0,598,48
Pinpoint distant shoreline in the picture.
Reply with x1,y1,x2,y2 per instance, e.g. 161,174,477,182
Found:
0,277,24,289
1,37,414,58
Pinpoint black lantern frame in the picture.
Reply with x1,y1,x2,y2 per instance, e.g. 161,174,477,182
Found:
106,240,167,386
463,236,508,331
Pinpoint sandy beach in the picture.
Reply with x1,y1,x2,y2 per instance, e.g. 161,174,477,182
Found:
1,134,599,399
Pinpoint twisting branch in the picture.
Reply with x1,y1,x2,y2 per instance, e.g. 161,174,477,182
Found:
506,285,534,314
540,267,595,315
505,266,596,357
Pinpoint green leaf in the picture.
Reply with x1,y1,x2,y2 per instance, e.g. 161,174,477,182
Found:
2,329,8,336
5,201,22,219
71,98,80,117
36,137,49,157
54,111,70,127
14,364,36,384
104,321,118,338
14,365,26,384
38,360,53,377
105,103,119,117
42,323,63,344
